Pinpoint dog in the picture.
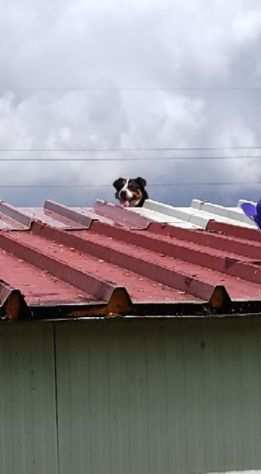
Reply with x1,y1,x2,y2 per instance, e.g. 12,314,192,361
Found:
113,177,149,207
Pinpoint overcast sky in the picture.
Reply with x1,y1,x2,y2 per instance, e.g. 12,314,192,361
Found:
1,0,261,206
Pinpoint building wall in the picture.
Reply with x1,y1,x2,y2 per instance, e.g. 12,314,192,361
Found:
0,319,261,474
0,324,57,474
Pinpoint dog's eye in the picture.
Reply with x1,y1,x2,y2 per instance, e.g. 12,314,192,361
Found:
113,178,126,190
128,183,138,191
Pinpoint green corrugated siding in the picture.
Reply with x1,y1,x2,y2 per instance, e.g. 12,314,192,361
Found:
55,319,261,474
0,324,58,474
1,319,261,473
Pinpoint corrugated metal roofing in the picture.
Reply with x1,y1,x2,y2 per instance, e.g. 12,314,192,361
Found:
0,197,261,320
132,199,257,229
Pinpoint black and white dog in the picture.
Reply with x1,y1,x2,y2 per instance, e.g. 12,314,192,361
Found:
113,177,149,207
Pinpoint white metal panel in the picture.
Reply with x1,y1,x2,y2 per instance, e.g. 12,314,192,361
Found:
131,207,198,228
191,200,256,227
132,199,257,229
133,200,210,228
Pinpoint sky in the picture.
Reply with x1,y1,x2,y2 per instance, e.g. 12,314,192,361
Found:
1,0,261,206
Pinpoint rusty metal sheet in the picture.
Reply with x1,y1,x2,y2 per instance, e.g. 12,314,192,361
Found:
29,222,261,301
1,217,261,310
30,222,216,300
15,203,97,230
207,220,261,241
0,202,32,230
9,225,190,303
43,200,95,228
19,204,114,229
0,213,24,230
0,201,32,227
89,223,261,284
0,247,96,306
0,280,17,306
0,231,128,303
95,200,152,229
148,223,261,260
27,207,82,229
0,198,261,318
0,279,31,320
73,207,113,224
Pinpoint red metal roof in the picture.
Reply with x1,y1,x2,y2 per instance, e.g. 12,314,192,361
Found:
1,199,261,320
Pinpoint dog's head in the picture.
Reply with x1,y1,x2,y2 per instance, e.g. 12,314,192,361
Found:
113,177,148,207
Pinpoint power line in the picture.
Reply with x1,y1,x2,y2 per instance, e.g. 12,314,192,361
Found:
0,182,261,188
3,86,261,92
0,146,261,152
0,156,260,162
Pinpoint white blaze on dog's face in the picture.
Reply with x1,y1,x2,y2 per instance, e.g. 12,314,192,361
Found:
113,177,148,208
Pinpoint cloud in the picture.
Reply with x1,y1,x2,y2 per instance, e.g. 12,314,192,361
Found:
233,10,261,44
0,0,261,205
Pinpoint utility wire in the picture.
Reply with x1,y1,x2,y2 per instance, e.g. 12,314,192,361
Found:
0,146,261,152
0,182,261,188
3,86,261,91
0,156,259,162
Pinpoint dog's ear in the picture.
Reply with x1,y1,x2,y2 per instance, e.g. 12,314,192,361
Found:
113,177,126,191
135,177,147,188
